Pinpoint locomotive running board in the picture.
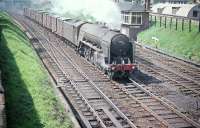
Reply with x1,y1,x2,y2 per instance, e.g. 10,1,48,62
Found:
81,41,102,52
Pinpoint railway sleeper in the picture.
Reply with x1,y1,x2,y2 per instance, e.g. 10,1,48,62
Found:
170,122,194,128
161,114,180,120
127,90,144,94
144,102,163,106
130,92,146,97
76,100,84,105
139,98,158,103
88,120,100,128
132,93,148,97
137,96,153,100
149,105,168,110
129,104,141,108
188,86,200,89
83,111,94,117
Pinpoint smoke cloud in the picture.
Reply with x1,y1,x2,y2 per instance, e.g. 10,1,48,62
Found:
32,0,121,29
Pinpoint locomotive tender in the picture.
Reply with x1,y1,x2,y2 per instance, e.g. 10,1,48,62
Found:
24,8,136,78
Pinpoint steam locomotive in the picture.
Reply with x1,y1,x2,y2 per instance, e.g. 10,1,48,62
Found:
24,8,136,78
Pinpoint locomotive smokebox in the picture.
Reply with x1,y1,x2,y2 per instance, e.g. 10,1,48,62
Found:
111,34,132,57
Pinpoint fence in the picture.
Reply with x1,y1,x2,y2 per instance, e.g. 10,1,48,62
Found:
149,13,200,32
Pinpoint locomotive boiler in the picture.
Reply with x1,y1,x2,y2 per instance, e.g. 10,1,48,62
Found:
24,8,136,78
78,23,135,78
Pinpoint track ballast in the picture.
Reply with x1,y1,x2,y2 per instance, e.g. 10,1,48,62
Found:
13,14,200,128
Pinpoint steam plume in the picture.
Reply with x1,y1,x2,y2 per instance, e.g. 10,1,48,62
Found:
32,0,121,29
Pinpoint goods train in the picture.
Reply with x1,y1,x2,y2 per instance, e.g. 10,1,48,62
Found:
24,8,136,78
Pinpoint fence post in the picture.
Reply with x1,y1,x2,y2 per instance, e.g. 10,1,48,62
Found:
160,16,162,27
199,18,200,32
170,17,172,29
165,16,167,28
189,19,191,32
155,16,156,26
182,18,184,31
175,18,178,30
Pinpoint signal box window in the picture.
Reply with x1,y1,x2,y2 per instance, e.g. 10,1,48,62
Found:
122,12,142,25
131,12,142,25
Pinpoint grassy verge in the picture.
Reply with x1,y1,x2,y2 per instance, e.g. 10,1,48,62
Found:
138,18,200,63
0,12,73,128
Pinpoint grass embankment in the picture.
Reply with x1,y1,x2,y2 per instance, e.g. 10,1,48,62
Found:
0,12,73,128
138,18,200,63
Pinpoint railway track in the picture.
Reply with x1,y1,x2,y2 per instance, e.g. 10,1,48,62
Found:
134,44,200,122
136,56,200,97
24,16,167,128
19,17,137,128
120,79,200,128
135,45,200,97
13,14,200,128
136,44,200,81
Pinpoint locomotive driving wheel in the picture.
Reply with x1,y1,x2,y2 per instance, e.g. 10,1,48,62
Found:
108,71,114,80
84,47,91,61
